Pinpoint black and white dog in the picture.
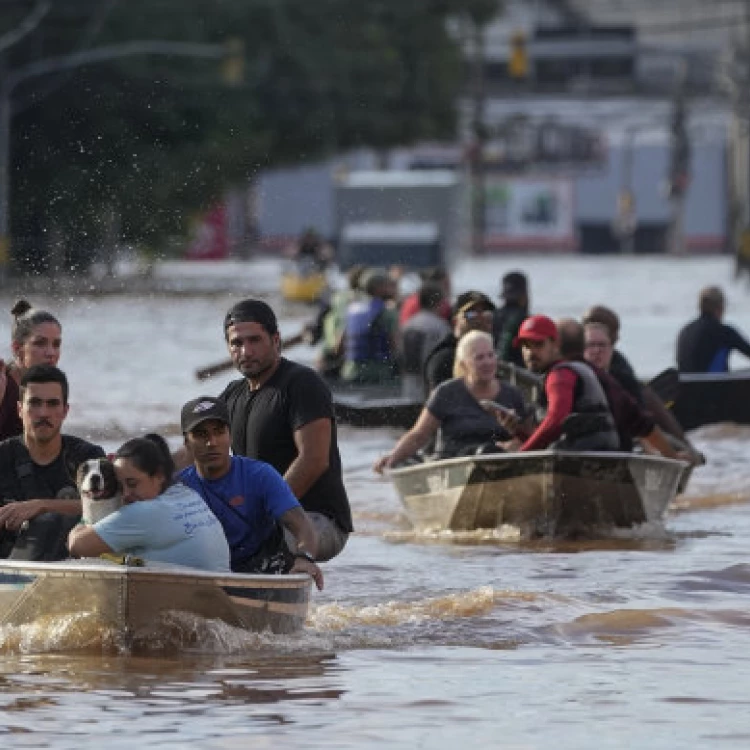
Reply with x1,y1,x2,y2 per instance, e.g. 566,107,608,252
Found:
76,458,122,525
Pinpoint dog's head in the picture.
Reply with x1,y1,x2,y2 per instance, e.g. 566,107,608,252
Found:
76,458,120,501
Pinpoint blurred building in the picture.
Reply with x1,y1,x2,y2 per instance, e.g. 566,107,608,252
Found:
249,0,739,257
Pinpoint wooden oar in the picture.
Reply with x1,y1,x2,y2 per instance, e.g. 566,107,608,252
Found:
194,332,306,381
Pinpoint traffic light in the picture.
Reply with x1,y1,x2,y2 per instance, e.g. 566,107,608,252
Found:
222,37,245,86
508,31,528,80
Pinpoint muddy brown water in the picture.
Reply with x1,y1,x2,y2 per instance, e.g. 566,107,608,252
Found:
1,255,749,748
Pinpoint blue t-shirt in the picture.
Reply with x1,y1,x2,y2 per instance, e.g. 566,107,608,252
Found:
94,483,230,572
179,456,300,566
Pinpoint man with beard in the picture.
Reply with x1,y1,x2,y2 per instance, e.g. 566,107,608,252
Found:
0,364,104,560
214,299,352,562
510,315,619,452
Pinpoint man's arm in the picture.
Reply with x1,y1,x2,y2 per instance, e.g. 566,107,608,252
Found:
728,325,750,361
280,506,319,558
279,506,324,590
68,525,114,558
286,418,332,499
520,368,577,451
640,427,679,459
0,498,82,531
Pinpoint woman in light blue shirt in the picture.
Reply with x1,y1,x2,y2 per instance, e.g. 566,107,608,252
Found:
68,435,230,572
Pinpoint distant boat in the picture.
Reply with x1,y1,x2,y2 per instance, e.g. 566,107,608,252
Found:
672,370,750,430
280,259,327,303
329,379,422,428
0,559,312,644
388,451,687,537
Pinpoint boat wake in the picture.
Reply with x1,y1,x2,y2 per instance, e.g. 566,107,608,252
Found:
382,519,672,547
309,586,500,633
0,610,316,656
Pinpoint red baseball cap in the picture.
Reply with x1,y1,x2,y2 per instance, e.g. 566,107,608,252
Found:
513,315,558,346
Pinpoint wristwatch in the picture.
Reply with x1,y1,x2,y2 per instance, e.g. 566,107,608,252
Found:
294,550,315,564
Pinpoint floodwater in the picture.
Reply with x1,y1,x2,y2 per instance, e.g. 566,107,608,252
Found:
1,254,750,748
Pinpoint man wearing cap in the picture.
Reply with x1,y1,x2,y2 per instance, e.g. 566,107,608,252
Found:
178,396,323,589
214,299,352,562
509,315,619,452
492,271,529,368
423,291,495,394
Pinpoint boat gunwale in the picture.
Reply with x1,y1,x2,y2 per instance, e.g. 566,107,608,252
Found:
679,369,750,383
0,560,311,588
387,450,689,479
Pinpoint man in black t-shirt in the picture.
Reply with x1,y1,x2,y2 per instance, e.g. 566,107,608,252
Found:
0,365,104,560
218,299,352,562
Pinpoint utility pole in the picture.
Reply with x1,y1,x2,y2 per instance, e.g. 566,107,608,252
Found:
666,62,690,255
469,18,488,256
726,0,750,278
464,0,501,256
614,126,637,254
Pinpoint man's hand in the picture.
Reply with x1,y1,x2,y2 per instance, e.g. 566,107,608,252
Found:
291,556,324,590
373,453,393,475
499,438,522,453
677,448,706,467
0,499,46,532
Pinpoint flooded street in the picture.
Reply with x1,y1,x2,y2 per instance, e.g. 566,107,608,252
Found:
1,254,750,748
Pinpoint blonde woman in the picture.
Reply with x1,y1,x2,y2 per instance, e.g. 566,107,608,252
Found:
374,331,528,472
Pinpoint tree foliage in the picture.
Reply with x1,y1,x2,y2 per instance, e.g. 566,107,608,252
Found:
0,0,481,269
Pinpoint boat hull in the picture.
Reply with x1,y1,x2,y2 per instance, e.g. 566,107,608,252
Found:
673,371,750,430
280,271,327,303
331,384,422,428
389,451,687,536
0,560,312,639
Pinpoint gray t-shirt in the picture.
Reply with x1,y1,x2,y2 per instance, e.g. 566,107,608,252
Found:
426,377,527,457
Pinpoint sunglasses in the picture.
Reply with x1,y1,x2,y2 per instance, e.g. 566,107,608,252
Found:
463,309,493,321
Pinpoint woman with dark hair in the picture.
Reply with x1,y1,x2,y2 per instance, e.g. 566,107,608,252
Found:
0,300,62,440
68,434,230,571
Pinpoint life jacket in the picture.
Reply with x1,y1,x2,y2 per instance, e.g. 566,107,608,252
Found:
9,435,90,501
539,361,620,451
344,297,391,364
